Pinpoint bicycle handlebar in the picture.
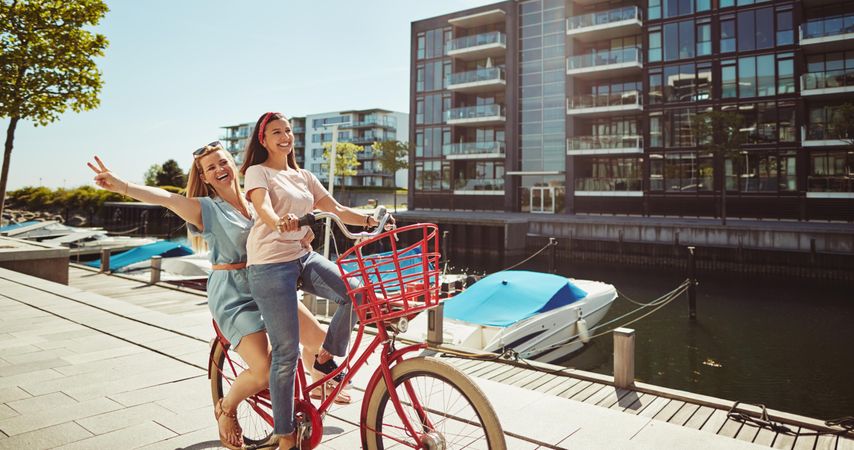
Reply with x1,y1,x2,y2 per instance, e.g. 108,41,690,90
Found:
297,206,392,240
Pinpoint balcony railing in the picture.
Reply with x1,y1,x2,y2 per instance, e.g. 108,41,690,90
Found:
801,13,854,40
575,177,643,191
801,70,854,91
805,124,853,141
446,31,506,53
567,47,642,71
808,176,854,192
444,104,504,122
294,140,305,147
567,90,642,109
447,67,505,86
443,141,506,156
566,6,640,31
292,126,305,133
567,135,643,152
349,117,397,128
454,178,505,191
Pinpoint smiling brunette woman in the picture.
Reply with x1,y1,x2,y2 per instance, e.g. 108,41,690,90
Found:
87,144,338,449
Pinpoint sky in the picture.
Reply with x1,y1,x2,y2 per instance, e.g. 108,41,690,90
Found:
6,0,497,190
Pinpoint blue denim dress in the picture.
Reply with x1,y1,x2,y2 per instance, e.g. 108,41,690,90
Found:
192,196,264,348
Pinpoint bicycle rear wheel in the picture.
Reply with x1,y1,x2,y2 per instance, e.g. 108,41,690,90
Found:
362,356,506,450
209,339,274,446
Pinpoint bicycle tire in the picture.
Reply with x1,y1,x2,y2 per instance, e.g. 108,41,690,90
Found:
209,339,274,446
362,356,506,450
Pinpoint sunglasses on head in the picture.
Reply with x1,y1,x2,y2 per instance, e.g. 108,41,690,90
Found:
193,141,222,156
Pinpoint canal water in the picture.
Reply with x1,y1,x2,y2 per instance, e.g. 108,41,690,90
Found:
454,256,854,421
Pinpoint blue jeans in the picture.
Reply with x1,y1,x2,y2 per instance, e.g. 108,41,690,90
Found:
248,251,359,435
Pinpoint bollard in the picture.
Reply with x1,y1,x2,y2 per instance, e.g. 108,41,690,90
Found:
150,255,162,284
442,230,449,268
614,328,635,388
426,303,444,346
100,248,111,273
687,246,697,320
548,237,557,274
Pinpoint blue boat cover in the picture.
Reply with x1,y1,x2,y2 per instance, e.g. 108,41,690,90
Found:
85,241,193,271
443,271,588,327
0,220,40,232
338,247,426,289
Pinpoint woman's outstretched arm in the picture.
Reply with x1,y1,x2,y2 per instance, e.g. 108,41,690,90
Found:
88,156,203,231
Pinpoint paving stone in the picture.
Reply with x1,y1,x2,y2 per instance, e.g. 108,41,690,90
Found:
109,377,206,408
0,404,18,421
60,344,147,365
7,392,77,415
0,396,122,436
135,425,221,450
0,357,70,377
54,420,176,450
0,386,31,404
152,404,212,435
75,402,176,435
0,368,64,390
0,421,93,449
62,364,203,402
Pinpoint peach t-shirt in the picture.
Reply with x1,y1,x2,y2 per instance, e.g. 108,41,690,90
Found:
243,165,329,266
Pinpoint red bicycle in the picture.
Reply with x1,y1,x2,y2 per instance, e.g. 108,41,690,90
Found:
209,211,506,449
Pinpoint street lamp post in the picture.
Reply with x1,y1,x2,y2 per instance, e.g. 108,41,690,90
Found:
322,124,339,260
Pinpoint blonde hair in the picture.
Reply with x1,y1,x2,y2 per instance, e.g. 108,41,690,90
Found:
185,143,242,253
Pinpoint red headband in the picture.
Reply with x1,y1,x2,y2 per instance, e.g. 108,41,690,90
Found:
257,112,281,143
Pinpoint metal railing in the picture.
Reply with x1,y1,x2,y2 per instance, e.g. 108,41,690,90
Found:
801,69,854,90
575,177,643,191
801,14,854,39
443,141,506,156
567,47,642,71
444,104,505,122
349,117,397,128
567,135,643,151
807,176,854,192
446,31,506,53
454,178,505,191
566,6,641,32
447,67,505,86
567,90,642,109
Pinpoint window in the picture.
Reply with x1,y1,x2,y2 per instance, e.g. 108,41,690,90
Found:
649,0,661,20
756,8,774,50
696,0,710,13
776,10,793,46
756,54,775,96
649,72,663,104
722,60,737,99
650,154,664,190
777,54,794,94
720,0,734,7
649,31,662,63
663,20,694,61
697,63,713,100
697,23,711,57
721,19,736,53
778,101,796,142
809,151,854,192
738,11,755,52
650,116,663,147
664,152,712,191
663,0,693,19
661,108,695,148
575,157,643,192
739,57,756,98
417,34,426,60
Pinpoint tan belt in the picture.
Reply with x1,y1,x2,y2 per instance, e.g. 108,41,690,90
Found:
212,262,247,271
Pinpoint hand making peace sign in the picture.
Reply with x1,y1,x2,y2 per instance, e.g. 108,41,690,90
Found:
87,156,129,195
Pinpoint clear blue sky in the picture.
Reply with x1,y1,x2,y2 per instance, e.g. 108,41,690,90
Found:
7,0,496,189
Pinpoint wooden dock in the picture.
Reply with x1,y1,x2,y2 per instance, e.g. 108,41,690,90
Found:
0,264,849,449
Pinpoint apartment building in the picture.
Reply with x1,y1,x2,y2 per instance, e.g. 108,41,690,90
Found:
410,0,854,221
220,108,408,188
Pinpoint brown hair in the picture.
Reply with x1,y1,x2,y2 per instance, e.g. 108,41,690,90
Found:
239,112,300,175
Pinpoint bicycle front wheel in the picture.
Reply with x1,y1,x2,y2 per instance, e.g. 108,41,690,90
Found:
362,356,506,450
209,339,274,446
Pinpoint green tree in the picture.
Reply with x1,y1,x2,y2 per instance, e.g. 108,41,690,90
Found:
322,142,363,193
0,0,109,222
156,159,187,187
690,109,745,225
828,102,854,145
371,140,411,211
143,163,161,186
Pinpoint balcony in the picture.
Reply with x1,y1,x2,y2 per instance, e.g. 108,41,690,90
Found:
800,14,854,52
566,6,642,42
444,141,505,160
566,90,642,117
294,140,305,148
574,177,643,196
345,117,397,129
566,135,643,155
448,9,506,28
802,124,853,147
292,126,305,133
566,47,643,78
453,178,505,195
447,68,506,94
445,104,505,126
446,32,507,61
801,70,854,97
807,176,854,198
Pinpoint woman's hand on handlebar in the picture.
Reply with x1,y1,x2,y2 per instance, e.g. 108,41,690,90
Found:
276,213,299,233
367,213,395,230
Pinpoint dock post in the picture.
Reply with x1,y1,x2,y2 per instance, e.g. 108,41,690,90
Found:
150,255,162,284
687,246,697,320
810,238,816,266
614,328,635,388
427,303,444,347
548,237,557,274
100,249,110,273
442,230,449,268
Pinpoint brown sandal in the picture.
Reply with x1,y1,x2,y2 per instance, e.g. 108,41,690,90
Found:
214,398,243,449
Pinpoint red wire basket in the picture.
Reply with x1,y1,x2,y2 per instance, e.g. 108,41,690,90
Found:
336,223,441,326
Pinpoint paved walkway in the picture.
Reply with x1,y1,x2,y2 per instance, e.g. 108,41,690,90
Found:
1,267,850,449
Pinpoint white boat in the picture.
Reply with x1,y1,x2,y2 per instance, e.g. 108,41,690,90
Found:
119,252,211,289
402,270,617,363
